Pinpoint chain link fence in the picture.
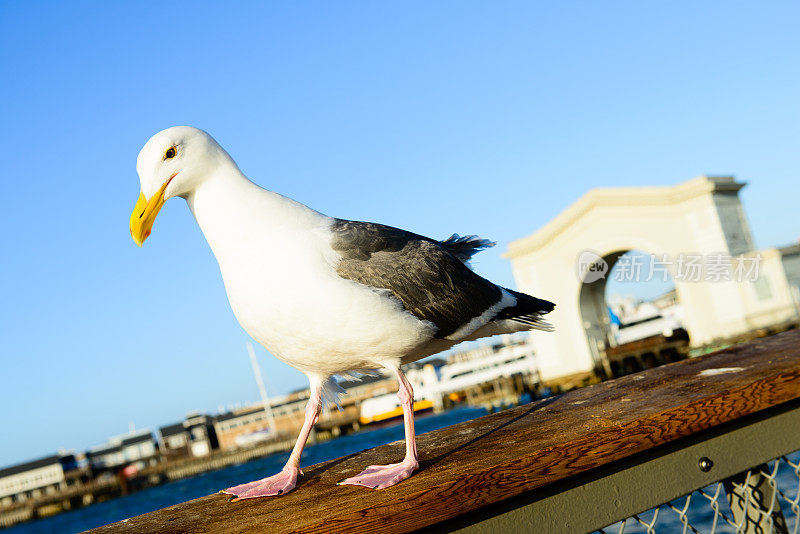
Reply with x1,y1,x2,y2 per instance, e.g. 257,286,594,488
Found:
597,451,800,534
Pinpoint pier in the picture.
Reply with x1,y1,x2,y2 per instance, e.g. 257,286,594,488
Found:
85,328,800,533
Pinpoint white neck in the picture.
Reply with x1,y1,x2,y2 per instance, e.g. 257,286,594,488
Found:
185,165,330,263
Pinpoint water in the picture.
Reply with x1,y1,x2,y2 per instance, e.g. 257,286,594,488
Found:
6,407,487,534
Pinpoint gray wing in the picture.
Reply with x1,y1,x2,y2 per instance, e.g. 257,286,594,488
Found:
329,219,504,339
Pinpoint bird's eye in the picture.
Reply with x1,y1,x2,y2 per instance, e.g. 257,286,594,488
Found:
164,147,177,159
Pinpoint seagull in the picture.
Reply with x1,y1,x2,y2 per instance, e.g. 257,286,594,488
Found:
130,126,555,500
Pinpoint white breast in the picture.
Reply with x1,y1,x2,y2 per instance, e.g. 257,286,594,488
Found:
187,172,436,375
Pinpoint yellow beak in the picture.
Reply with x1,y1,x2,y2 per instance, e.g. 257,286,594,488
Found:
130,180,170,247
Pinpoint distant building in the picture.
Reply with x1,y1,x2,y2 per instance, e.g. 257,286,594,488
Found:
120,431,158,463
213,393,319,450
87,429,158,473
85,444,123,472
0,454,78,505
214,405,274,450
158,422,191,457
157,413,219,458
267,392,310,431
183,413,218,457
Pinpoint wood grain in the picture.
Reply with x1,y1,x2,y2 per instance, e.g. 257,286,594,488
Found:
86,329,800,534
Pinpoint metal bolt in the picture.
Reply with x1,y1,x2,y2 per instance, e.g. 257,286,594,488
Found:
699,457,714,472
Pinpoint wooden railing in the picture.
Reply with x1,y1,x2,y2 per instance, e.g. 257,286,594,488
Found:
86,329,800,534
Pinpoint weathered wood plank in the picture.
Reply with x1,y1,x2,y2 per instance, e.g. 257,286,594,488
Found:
87,329,800,534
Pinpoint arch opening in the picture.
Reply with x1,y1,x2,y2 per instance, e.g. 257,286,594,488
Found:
578,250,689,378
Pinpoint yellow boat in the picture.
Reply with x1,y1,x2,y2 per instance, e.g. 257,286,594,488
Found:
359,396,434,425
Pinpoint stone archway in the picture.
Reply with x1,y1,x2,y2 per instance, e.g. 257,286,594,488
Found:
505,176,797,384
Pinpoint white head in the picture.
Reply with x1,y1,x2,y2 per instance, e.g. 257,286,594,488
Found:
130,126,232,246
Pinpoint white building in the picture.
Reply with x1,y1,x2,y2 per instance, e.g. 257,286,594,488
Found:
0,456,68,505
87,429,157,471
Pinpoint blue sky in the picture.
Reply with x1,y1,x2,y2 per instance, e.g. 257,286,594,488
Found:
1,2,798,466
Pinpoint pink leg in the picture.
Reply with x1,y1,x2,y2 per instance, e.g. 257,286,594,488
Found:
340,368,419,489
221,385,322,500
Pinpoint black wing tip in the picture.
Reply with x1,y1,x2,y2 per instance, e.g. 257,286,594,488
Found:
504,288,556,311
537,298,556,313
497,290,556,329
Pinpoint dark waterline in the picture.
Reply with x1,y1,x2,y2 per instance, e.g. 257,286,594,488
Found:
7,407,488,534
